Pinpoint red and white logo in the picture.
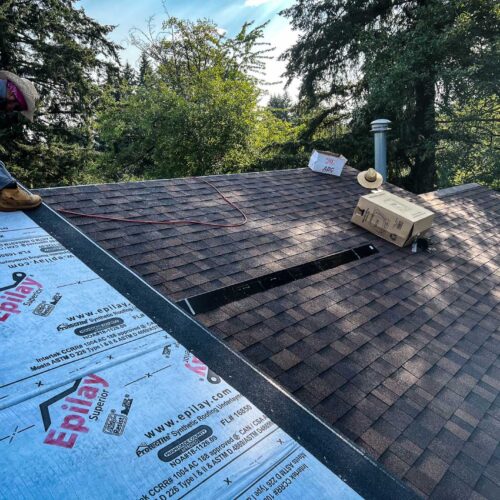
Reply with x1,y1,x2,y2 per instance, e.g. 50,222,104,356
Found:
0,272,43,323
41,374,109,449
184,353,221,384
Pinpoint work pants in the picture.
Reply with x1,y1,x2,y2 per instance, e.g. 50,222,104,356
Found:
0,160,15,190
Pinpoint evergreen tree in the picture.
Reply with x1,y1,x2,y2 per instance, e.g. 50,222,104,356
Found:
282,0,499,193
268,92,293,122
138,52,153,85
0,0,119,187
121,62,137,86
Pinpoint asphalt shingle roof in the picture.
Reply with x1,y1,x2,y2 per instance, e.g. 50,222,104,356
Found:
36,167,500,499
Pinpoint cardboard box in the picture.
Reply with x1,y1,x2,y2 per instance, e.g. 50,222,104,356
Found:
351,191,434,247
308,150,347,176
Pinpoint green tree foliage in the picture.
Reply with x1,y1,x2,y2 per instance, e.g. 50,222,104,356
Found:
138,52,153,85
437,96,499,189
95,17,295,181
131,17,273,91
121,62,137,87
0,0,119,187
282,0,499,193
96,71,258,180
267,92,294,122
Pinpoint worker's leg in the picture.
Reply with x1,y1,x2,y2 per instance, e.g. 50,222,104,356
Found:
0,160,16,190
0,160,42,211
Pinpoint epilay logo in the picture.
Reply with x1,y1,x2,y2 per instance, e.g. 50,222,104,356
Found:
40,374,109,449
0,272,43,322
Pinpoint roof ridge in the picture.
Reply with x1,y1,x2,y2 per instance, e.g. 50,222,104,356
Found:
418,183,483,201
36,167,315,191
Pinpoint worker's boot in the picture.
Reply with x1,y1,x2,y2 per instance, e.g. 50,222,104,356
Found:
0,186,42,211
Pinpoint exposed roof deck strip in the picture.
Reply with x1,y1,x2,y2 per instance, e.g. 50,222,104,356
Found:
178,244,378,315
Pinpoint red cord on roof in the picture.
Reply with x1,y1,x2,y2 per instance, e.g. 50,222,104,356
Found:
57,178,248,228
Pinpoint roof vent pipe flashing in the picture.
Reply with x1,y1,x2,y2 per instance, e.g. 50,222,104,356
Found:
370,118,391,182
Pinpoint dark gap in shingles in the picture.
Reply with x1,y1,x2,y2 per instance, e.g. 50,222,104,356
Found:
178,244,378,315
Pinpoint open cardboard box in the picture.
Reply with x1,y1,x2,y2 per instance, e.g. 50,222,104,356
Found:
352,191,434,247
308,150,347,176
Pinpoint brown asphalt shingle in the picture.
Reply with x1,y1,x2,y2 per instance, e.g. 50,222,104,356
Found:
36,167,500,499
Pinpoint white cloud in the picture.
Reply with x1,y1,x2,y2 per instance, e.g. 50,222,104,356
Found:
258,15,300,104
244,0,276,7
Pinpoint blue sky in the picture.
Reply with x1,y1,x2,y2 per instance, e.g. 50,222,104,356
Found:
77,0,298,99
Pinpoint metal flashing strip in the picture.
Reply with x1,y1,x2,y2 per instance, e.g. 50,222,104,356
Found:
178,244,378,315
13,205,414,500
